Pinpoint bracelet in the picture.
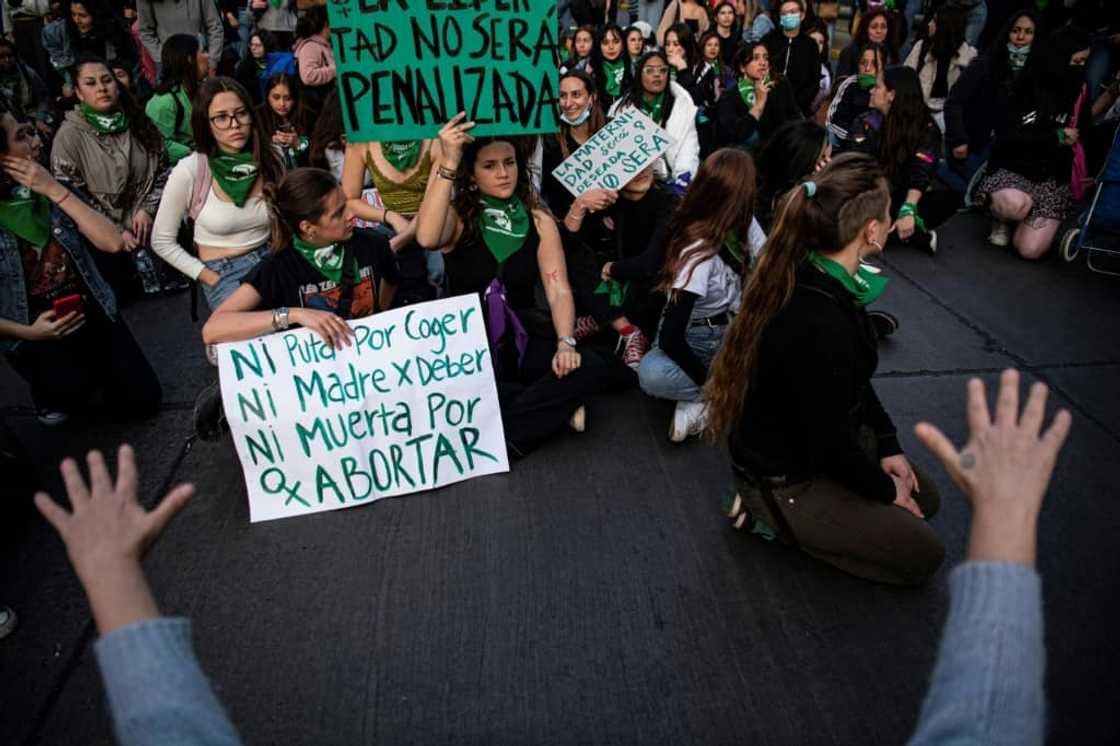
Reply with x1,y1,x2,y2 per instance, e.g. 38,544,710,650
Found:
437,165,458,181
897,202,927,233
53,190,71,207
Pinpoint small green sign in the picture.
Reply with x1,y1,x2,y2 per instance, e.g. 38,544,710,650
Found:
325,0,561,142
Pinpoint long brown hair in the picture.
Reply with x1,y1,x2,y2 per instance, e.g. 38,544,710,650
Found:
656,148,757,293
191,76,285,190
263,167,338,252
703,153,889,438
556,70,605,160
452,136,539,242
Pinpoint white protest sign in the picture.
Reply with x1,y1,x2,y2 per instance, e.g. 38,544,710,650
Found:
550,108,675,197
216,294,509,523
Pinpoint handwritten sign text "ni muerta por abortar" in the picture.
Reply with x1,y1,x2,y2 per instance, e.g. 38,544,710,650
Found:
326,0,560,142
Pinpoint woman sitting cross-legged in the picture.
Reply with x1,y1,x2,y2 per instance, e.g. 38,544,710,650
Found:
415,115,622,458
202,167,399,350
638,148,766,442
705,152,945,586
0,100,161,426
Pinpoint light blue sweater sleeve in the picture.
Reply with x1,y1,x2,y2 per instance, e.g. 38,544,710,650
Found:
94,618,243,746
909,562,1045,746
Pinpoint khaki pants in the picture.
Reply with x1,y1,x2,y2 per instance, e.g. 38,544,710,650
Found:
734,460,945,587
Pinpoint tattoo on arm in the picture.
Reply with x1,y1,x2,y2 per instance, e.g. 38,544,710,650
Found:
545,269,561,284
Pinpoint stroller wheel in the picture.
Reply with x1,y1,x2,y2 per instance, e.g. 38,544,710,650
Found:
1060,228,1081,263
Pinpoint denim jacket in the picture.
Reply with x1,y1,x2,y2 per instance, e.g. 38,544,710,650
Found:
0,202,117,353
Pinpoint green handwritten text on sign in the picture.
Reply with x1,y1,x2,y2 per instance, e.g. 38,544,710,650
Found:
217,294,509,523
325,0,561,142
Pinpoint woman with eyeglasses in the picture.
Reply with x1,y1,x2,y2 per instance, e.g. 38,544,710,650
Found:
150,77,284,309
609,49,700,191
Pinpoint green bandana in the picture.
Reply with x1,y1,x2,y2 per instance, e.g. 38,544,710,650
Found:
808,251,888,306
292,236,358,284
255,57,266,72
640,90,666,123
209,151,258,208
0,186,50,248
269,0,284,8
478,194,530,264
595,278,630,307
382,140,421,172
602,58,625,97
737,78,756,108
79,102,127,135
724,229,745,265
858,73,877,90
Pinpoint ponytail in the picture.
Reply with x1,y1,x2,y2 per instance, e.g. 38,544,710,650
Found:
703,153,890,439
265,167,339,252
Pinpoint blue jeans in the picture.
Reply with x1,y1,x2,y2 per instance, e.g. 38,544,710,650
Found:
938,143,990,195
201,245,269,310
638,322,726,402
962,1,987,49
637,0,664,28
237,9,254,61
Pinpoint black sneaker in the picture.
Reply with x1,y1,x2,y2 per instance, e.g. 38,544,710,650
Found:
868,310,899,340
192,381,228,442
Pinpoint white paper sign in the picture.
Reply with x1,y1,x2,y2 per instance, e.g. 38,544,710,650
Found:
550,108,676,197
217,295,509,523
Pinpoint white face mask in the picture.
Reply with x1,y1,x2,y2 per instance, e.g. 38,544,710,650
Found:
560,106,591,126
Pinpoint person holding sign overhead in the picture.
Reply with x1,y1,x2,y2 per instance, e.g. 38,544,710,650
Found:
415,114,617,457
716,42,803,152
202,167,399,348
609,50,700,191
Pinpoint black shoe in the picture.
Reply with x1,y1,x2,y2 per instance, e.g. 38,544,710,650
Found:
868,310,899,340
192,381,228,442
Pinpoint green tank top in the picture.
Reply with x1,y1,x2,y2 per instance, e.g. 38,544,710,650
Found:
365,146,432,216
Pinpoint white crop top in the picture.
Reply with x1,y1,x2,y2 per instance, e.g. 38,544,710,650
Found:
151,153,272,280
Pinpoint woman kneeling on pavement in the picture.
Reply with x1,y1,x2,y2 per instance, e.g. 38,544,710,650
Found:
638,148,766,442
0,100,161,426
705,153,944,586
151,77,284,310
415,115,620,457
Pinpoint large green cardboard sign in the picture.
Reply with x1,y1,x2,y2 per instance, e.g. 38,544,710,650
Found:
326,0,560,142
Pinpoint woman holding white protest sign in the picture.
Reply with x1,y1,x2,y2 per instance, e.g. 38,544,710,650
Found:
201,167,400,350
415,114,620,457
151,77,285,310
609,50,700,192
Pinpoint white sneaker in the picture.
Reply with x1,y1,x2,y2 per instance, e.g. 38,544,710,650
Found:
669,401,707,442
988,220,1011,247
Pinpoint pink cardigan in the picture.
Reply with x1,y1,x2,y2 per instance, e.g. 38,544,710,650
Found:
293,35,335,87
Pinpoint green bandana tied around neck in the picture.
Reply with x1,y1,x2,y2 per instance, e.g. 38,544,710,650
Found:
858,73,877,90
808,251,888,306
382,140,421,172
478,194,530,264
292,236,358,284
79,102,127,135
209,151,258,208
0,186,50,248
602,58,625,97
640,90,666,123
737,78,756,108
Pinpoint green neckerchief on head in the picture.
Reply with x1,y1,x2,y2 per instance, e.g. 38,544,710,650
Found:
0,186,50,248
79,102,127,135
478,193,530,264
209,150,258,208
381,140,421,172
292,236,358,284
602,58,625,97
858,73,877,90
640,90,666,123
807,251,888,306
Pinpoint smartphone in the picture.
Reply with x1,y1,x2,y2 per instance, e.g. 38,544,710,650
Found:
52,293,83,318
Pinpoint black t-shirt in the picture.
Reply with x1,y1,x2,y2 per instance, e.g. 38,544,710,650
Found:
244,228,397,320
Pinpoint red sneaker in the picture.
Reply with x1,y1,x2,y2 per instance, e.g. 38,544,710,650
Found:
618,328,650,371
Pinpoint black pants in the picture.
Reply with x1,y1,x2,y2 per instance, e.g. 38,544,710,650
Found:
5,307,162,418
562,232,662,340
889,188,961,248
498,334,619,457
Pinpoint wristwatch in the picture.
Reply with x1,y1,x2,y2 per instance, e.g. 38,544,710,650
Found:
272,307,290,331
557,335,577,348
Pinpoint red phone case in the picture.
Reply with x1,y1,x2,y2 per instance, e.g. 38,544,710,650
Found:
52,293,83,317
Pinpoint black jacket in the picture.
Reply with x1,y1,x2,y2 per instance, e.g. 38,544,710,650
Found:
731,264,901,503
762,29,821,116
716,76,803,149
988,81,1089,184
850,111,941,212
943,53,1017,152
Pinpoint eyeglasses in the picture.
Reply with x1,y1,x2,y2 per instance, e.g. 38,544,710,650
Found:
209,109,253,130
642,65,669,75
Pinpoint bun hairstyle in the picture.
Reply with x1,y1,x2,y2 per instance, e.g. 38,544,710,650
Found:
703,153,889,438
264,167,339,251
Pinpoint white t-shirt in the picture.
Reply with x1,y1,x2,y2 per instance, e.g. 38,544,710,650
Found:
671,218,766,319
